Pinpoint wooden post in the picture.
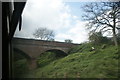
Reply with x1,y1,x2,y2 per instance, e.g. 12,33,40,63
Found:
41,72,44,78
64,72,67,78
54,72,57,78
77,72,80,78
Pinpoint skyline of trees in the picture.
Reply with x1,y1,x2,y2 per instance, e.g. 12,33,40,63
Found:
33,27,55,41
82,2,120,46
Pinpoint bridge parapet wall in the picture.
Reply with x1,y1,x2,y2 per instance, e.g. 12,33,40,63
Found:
12,38,79,48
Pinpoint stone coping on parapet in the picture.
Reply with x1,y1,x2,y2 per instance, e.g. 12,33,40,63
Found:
12,37,80,45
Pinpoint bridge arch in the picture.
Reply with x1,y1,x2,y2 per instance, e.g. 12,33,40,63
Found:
13,48,31,60
41,49,68,57
13,48,37,69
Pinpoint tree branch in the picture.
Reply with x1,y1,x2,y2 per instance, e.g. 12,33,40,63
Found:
100,26,108,32
116,27,120,29
102,29,112,34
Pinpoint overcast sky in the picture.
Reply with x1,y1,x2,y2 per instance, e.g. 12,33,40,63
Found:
14,0,90,43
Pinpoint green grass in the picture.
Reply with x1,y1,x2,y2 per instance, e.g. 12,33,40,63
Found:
13,43,119,78
13,59,29,78
37,52,65,67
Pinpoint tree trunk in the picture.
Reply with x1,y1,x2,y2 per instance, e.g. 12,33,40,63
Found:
112,29,118,46
112,8,118,46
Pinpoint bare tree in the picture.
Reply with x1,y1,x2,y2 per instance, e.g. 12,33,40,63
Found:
33,27,55,40
82,2,120,46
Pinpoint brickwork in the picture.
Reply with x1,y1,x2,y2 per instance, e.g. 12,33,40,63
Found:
12,37,80,69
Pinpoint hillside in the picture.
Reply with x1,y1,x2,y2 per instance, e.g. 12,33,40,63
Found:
13,44,119,78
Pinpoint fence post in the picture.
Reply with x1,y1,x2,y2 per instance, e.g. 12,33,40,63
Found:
64,72,67,78
54,72,57,78
41,72,44,78
77,72,80,79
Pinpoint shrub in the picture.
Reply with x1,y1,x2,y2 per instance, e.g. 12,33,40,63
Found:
89,32,111,45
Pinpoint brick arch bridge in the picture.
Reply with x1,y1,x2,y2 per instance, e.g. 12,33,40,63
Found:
12,37,79,69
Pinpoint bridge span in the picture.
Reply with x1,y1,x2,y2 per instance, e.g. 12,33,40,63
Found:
12,37,80,69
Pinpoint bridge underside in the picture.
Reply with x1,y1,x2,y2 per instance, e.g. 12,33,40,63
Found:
13,44,69,58
13,48,68,69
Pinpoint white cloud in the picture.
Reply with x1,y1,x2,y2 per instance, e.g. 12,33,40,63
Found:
15,0,71,33
55,33,72,41
73,16,78,19
55,20,89,43
14,0,89,43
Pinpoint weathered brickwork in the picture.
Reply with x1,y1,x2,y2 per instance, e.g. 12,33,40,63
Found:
12,37,79,69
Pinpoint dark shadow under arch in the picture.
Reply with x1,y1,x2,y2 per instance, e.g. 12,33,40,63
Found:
45,49,68,56
36,49,68,68
13,48,31,60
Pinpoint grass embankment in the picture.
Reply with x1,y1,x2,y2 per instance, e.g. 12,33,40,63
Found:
13,43,119,78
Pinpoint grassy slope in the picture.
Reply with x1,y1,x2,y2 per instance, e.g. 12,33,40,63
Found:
21,44,119,78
